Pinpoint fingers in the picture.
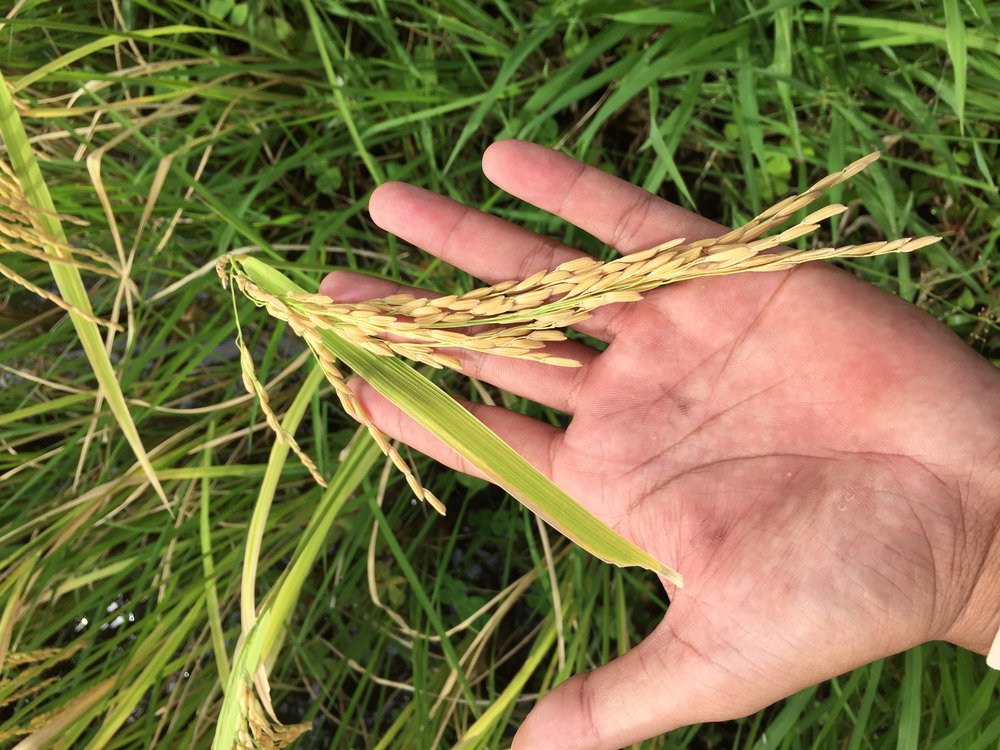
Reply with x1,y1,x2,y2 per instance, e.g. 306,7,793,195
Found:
481,140,792,347
367,181,581,286
366,181,637,345
347,376,562,483
362,143,730,349
318,269,410,303
319,270,594,414
482,140,726,253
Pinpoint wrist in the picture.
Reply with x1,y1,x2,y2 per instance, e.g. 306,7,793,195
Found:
944,451,1000,661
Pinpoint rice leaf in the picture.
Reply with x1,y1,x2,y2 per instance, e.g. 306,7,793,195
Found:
212,428,382,750
230,256,681,584
0,73,171,512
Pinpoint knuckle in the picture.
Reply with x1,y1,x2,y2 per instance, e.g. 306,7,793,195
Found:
571,671,603,745
439,207,478,260
610,191,656,252
516,235,564,279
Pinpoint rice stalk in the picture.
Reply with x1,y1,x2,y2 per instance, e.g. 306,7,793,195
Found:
223,258,677,583
211,432,382,750
232,308,327,488
0,74,170,512
223,153,938,375
219,151,939,587
0,160,121,329
234,676,311,750
225,270,445,513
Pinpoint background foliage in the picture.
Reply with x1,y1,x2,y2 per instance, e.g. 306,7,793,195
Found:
1,1,998,747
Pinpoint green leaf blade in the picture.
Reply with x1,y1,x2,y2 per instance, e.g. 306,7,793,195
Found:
943,0,968,131
232,256,681,584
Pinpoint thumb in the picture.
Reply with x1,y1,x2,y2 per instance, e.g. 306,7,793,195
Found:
510,612,744,750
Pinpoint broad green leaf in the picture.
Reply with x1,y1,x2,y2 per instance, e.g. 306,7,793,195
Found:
232,256,681,585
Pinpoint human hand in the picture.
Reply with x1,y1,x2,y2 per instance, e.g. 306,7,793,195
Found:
321,141,1000,749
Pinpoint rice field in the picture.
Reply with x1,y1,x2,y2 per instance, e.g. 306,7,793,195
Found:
1,2,998,748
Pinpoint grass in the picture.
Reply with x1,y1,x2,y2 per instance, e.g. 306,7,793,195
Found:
1,1,998,748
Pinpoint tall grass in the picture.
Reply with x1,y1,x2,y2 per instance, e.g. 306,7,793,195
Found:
1,2,997,748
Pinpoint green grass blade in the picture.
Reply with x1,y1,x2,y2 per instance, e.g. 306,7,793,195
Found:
10,24,283,93
200,422,230,685
847,660,884,750
943,0,968,131
212,427,382,750
0,392,92,427
441,21,556,174
750,685,818,749
805,13,1000,55
86,593,206,750
0,72,170,511
454,610,559,749
239,364,327,631
363,492,482,717
301,0,384,184
931,667,1000,749
0,555,36,673
257,430,381,660
897,647,923,750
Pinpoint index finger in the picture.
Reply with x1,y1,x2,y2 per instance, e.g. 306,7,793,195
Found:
482,140,725,253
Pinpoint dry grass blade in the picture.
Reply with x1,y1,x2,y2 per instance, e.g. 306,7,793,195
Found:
0,162,121,329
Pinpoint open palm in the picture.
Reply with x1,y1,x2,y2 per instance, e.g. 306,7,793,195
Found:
321,141,1000,749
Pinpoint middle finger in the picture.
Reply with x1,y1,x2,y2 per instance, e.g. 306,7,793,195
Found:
367,181,633,344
